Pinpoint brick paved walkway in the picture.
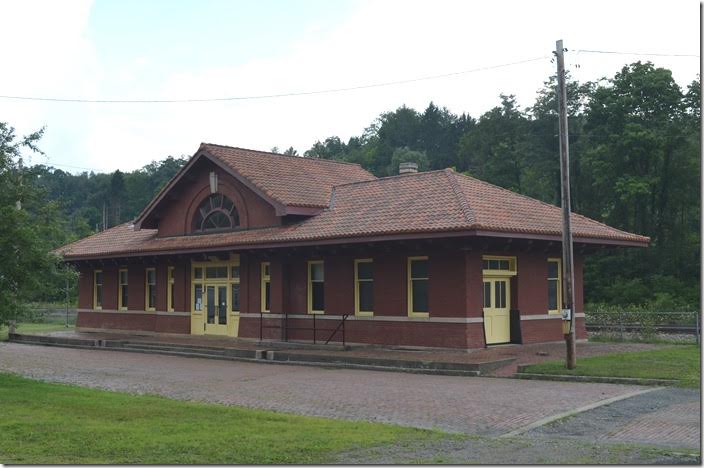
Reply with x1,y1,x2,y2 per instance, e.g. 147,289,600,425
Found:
0,342,646,436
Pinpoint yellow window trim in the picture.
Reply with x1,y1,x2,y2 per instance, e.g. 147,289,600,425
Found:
407,256,429,318
307,260,324,314
167,266,175,312
145,267,156,311
354,258,373,317
481,255,518,277
118,268,128,311
260,262,271,313
93,269,103,310
548,257,562,315
191,256,240,315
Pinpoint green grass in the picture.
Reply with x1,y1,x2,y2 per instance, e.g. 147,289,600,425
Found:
0,373,447,464
523,346,700,388
0,323,73,342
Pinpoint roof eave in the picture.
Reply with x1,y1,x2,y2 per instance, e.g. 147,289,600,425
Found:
59,227,648,262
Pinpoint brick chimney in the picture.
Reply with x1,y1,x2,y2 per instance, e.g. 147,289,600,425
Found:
399,162,418,175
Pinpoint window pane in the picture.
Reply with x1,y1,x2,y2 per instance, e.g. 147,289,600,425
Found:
169,283,174,310
483,282,491,308
499,260,509,270
149,285,157,308
205,266,227,279
231,266,240,280
147,269,155,284
218,286,227,325
357,261,373,280
411,279,428,312
359,282,373,312
410,259,428,279
95,271,103,285
311,263,324,281
168,268,174,281
548,280,558,310
312,282,325,311
495,281,506,309
263,263,270,277
207,286,215,324
96,285,103,307
264,282,271,311
482,260,489,270
121,286,128,309
120,270,128,284
231,284,240,312
194,268,203,279
194,285,203,311
548,261,559,279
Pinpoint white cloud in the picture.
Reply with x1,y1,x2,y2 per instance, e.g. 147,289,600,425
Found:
1,0,699,172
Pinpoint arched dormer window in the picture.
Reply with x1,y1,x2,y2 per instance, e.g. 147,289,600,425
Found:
192,193,240,233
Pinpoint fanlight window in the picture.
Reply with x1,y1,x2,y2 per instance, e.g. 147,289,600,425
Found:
192,193,240,232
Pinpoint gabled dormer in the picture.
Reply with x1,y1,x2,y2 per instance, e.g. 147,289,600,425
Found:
134,143,377,237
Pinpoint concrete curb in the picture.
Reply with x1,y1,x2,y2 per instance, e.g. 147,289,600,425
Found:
500,386,664,438
514,371,679,386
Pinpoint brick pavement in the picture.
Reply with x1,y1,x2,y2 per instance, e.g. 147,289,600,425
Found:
606,400,701,449
0,342,644,436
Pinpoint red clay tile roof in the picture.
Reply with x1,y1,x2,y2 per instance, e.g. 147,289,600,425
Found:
57,168,649,260
203,143,377,208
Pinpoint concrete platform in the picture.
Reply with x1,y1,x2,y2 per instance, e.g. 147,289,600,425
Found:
8,329,673,377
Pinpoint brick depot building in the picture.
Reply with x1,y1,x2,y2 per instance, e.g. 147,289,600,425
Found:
56,143,649,349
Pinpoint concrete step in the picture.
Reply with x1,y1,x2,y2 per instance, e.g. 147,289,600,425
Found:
121,342,259,359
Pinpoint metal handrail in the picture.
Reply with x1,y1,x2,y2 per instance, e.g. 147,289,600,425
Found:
259,312,348,345
325,314,349,346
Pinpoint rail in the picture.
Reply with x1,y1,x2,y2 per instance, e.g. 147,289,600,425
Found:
259,312,349,346
584,310,700,343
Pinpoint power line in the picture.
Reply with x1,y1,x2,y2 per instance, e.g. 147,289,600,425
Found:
0,56,550,104
574,49,700,58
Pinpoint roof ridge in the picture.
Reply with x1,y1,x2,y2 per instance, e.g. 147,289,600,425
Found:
200,142,368,168
444,169,475,225
331,168,450,189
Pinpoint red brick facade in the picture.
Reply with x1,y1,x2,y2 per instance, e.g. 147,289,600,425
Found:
75,246,587,348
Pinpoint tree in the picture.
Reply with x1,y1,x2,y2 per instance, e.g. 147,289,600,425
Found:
283,147,298,156
457,95,531,192
0,122,70,327
387,147,429,175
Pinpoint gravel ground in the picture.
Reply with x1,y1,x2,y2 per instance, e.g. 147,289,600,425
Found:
335,435,701,464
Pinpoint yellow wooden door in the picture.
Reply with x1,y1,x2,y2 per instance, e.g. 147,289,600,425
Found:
204,284,229,336
483,278,511,344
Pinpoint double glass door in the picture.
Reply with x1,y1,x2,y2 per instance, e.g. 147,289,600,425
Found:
205,284,228,335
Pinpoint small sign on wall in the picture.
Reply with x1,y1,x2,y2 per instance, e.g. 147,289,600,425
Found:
561,308,572,321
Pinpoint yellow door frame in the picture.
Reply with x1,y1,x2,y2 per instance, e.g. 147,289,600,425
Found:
482,255,515,345
190,255,240,337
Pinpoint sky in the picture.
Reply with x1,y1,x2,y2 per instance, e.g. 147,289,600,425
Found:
1,0,700,173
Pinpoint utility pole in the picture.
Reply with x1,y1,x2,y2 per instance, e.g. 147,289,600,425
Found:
555,39,577,369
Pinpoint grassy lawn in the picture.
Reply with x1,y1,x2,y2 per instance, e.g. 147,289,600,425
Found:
0,373,449,464
0,323,73,342
523,346,700,388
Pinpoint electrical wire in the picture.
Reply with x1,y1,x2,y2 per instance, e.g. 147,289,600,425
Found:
0,56,550,104
574,49,699,58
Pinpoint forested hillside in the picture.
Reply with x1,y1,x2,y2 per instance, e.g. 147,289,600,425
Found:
4,61,700,311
